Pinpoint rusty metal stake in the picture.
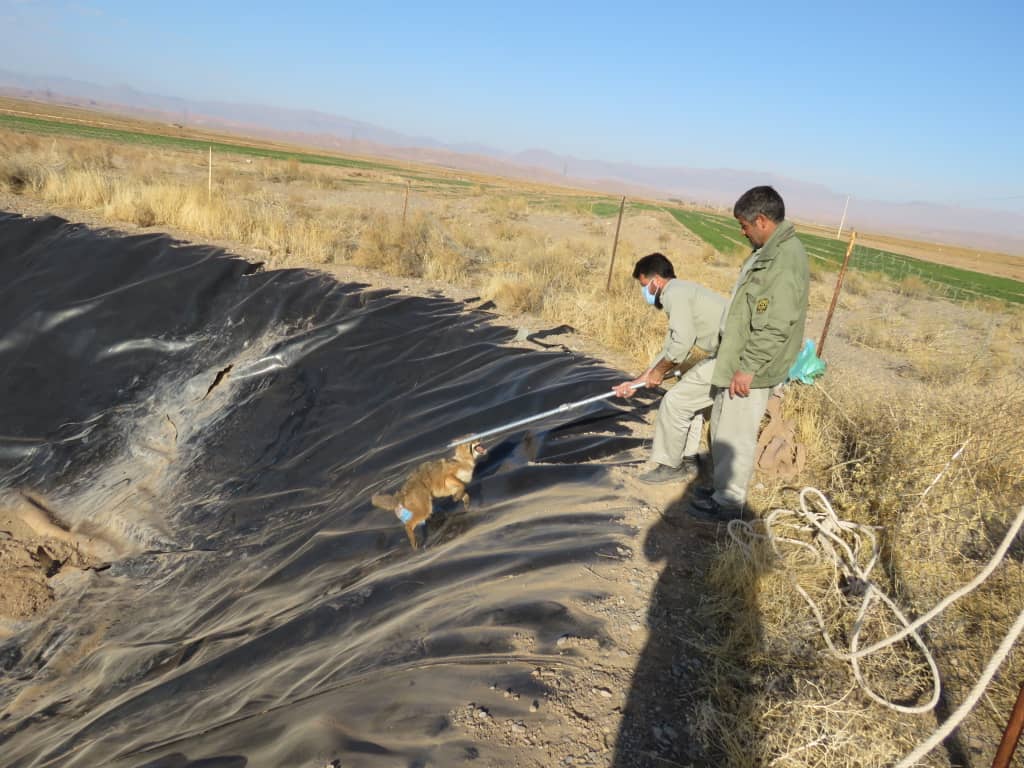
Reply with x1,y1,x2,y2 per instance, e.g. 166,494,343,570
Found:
604,195,626,291
818,230,857,356
401,180,411,229
993,682,1024,768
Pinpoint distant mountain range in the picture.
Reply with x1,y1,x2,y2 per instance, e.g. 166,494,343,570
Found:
1,68,1022,256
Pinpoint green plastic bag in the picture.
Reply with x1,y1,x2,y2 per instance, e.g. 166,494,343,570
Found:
788,338,827,384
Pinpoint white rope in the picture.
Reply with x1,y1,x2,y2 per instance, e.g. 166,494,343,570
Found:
912,438,970,510
894,604,1024,767
727,488,1024,722
729,488,937,713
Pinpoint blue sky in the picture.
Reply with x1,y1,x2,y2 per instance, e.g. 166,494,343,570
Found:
2,0,1022,212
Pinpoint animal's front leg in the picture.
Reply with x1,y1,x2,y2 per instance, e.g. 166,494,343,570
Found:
448,481,470,508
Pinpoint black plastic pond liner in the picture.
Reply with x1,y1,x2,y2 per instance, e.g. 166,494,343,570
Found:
0,212,652,767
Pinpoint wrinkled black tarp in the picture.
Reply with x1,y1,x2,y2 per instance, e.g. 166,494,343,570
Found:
0,212,649,767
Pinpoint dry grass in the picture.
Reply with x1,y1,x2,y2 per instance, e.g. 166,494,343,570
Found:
352,210,435,276
0,133,353,265
843,310,919,353
4,125,1024,767
898,274,933,299
699,242,717,265
482,194,530,221
838,267,890,298
699,368,1024,766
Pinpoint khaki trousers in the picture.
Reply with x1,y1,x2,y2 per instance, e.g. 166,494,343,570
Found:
651,358,771,507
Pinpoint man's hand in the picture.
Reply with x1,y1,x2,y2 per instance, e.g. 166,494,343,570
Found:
614,377,645,398
729,370,754,398
616,357,677,398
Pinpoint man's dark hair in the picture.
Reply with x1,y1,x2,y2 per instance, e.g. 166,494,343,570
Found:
632,252,676,279
733,186,785,223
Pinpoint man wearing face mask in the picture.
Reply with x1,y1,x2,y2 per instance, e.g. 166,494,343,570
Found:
613,252,727,484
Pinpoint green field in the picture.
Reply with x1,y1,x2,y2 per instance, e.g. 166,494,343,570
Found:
588,200,623,217
666,208,1024,305
664,208,749,254
0,112,474,188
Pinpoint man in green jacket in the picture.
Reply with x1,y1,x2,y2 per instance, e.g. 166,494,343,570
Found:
688,185,809,515
614,252,726,484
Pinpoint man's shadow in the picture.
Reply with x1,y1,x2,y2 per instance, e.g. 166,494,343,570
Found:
612,444,766,767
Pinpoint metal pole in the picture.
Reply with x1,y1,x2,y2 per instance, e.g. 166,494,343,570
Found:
836,194,850,239
401,180,410,229
605,195,626,291
207,146,212,203
993,682,1024,768
448,370,680,449
818,231,857,356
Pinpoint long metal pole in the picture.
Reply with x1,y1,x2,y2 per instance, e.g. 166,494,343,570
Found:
605,196,626,291
818,231,857,356
448,371,679,448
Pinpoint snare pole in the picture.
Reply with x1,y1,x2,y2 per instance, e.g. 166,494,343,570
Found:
447,371,679,448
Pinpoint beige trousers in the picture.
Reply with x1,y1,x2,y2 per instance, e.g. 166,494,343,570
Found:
651,358,771,507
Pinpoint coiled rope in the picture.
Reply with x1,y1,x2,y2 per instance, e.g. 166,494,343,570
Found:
726,487,1024,763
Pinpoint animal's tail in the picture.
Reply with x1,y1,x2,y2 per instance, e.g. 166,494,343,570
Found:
371,493,397,510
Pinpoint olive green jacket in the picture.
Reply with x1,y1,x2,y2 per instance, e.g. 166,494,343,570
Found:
711,220,809,389
654,278,727,367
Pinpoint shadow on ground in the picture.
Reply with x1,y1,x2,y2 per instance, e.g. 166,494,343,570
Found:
613,457,765,767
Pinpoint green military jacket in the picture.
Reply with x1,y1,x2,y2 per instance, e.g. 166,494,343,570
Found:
655,278,727,367
711,220,809,389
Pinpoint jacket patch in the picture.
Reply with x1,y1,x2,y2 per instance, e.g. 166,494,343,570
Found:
756,298,770,314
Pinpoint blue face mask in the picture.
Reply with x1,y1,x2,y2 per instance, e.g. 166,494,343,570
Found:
641,281,658,306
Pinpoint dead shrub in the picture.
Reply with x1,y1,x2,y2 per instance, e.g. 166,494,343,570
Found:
898,274,932,298
482,274,545,314
479,194,529,221
102,185,154,227
492,220,521,241
352,211,433,277
843,312,914,353
423,240,471,283
841,269,876,296
0,159,43,193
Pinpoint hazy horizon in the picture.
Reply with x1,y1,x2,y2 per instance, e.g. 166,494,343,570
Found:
2,1,1021,214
